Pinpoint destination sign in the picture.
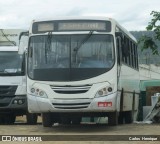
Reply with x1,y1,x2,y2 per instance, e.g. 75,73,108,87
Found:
37,23,54,32
58,22,107,31
32,20,111,33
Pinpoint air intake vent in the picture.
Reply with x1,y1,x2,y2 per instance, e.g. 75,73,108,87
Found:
52,102,90,109
0,86,17,107
50,85,92,94
0,86,17,97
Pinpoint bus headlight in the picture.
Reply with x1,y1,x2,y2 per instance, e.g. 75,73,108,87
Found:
30,87,48,98
95,86,113,98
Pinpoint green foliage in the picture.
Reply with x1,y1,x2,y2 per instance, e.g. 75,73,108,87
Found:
139,35,158,55
140,11,160,55
131,31,160,65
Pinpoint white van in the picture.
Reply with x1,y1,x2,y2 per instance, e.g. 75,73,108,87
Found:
0,30,37,124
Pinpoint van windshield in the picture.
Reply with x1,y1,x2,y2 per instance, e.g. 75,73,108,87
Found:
0,51,24,76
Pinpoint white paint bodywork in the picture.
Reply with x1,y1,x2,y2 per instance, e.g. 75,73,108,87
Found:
118,65,140,111
0,76,26,95
27,66,118,113
0,46,18,51
0,29,25,46
0,46,26,95
0,36,27,95
27,17,140,120
0,46,27,110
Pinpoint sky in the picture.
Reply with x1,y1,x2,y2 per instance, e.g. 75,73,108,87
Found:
0,0,159,31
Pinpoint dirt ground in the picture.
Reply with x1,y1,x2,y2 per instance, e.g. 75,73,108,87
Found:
0,116,159,144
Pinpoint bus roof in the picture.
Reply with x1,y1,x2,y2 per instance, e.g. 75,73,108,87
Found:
33,16,113,22
0,46,18,51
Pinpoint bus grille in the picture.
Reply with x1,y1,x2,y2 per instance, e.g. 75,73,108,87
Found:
52,102,90,109
50,85,92,94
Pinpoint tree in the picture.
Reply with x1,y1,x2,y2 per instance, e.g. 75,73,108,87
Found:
139,11,160,55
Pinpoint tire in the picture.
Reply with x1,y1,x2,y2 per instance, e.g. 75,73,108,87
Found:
153,116,160,123
42,113,53,127
0,117,3,124
118,89,124,124
52,114,60,124
71,117,82,125
26,113,38,125
118,112,124,124
124,111,133,124
108,112,118,126
4,114,16,124
61,116,71,125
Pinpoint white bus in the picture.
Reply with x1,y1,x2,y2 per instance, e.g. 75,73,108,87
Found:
27,17,140,127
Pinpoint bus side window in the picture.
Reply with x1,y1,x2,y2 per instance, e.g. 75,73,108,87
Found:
116,38,122,65
135,44,138,69
122,37,127,64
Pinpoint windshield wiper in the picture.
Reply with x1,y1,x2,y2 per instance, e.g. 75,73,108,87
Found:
45,32,52,63
73,31,93,52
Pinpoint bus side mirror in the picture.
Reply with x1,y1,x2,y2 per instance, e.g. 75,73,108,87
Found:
18,43,27,54
18,31,29,54
19,31,29,41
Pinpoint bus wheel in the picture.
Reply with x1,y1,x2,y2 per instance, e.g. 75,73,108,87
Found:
4,114,16,124
108,112,118,126
61,116,71,125
118,112,124,124
42,113,53,127
153,116,160,123
26,113,38,125
71,117,82,125
0,116,4,124
124,111,133,124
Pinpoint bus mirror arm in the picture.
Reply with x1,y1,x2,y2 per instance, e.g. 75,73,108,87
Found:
19,31,29,41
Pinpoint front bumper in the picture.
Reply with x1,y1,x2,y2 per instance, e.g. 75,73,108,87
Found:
0,95,27,112
27,92,118,113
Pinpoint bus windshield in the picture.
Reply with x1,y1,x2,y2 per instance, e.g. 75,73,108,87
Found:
28,34,114,81
0,51,24,76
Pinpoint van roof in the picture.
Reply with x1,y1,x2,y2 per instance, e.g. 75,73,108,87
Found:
0,46,18,51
